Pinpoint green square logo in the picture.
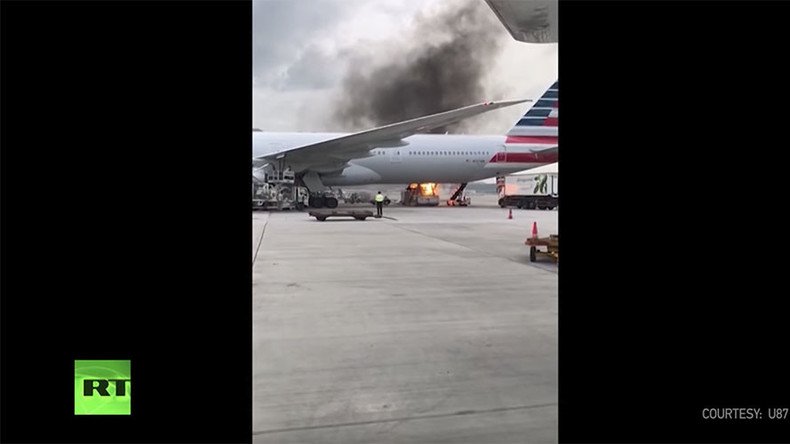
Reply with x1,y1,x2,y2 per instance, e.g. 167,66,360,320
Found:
74,360,131,415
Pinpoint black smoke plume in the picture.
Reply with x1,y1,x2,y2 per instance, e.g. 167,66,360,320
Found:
332,0,504,134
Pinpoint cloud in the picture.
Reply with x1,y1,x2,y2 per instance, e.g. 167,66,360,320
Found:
252,0,354,86
277,44,343,90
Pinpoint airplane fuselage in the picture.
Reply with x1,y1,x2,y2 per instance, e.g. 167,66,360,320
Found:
252,132,557,186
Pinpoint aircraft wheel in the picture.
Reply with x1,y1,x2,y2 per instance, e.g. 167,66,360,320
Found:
311,196,326,208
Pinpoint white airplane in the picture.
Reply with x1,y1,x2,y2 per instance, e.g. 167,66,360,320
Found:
253,81,558,208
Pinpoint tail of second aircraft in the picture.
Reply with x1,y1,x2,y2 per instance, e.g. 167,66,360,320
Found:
485,80,558,169
505,80,558,147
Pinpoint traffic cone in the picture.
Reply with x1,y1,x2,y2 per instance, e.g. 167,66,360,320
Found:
531,221,538,239
508,209,513,219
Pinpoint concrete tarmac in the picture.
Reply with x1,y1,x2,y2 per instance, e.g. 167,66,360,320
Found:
253,195,557,443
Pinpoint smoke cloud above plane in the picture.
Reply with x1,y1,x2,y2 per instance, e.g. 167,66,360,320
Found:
332,0,503,133
253,0,557,134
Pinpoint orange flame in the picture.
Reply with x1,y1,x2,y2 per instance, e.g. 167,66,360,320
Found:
419,182,439,196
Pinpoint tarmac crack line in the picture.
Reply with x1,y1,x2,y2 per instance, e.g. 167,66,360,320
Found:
386,223,557,274
252,402,557,435
252,215,270,266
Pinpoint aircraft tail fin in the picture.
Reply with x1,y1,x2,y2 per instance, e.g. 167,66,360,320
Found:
505,80,557,146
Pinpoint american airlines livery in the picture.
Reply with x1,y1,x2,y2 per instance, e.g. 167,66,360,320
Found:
252,81,558,206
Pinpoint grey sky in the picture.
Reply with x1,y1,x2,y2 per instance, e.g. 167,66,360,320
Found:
253,0,558,135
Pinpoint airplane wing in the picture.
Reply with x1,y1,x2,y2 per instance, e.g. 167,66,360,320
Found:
485,0,558,43
254,99,529,168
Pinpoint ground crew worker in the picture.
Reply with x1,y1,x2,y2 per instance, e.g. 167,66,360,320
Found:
375,191,385,217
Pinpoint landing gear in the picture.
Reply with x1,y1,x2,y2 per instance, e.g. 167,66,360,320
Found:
309,196,326,208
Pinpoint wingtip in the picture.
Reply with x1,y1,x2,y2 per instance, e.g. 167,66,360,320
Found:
483,98,532,106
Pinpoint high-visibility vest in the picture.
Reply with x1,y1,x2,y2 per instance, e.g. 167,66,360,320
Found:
375,194,384,202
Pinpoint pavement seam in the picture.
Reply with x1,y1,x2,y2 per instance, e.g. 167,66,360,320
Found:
386,223,557,275
252,214,270,266
252,402,557,435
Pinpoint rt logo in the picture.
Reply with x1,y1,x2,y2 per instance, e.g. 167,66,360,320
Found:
74,360,131,415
